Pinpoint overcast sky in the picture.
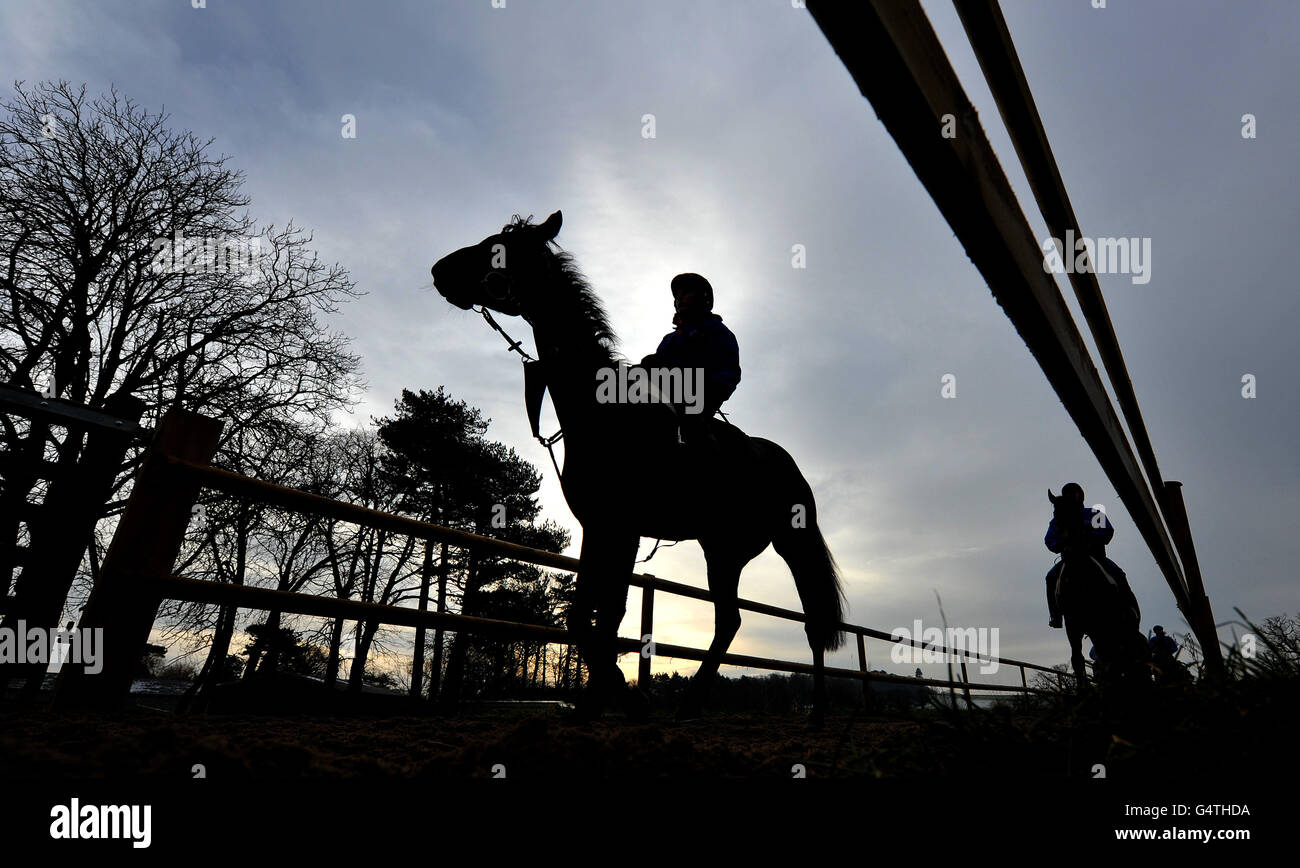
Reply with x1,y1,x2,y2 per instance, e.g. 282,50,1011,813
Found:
6,0,1295,686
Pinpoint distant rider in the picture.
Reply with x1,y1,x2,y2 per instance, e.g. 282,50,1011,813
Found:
1149,625,1178,659
1044,482,1140,629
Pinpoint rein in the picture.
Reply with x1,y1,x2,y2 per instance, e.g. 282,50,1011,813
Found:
474,305,564,478
472,303,670,564
476,304,534,362
474,299,738,567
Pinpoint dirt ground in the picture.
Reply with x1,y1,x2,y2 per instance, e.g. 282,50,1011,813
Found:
8,699,1288,854
2,684,1290,781
0,704,1030,780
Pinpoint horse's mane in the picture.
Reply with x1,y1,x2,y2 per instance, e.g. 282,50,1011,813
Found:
502,214,620,362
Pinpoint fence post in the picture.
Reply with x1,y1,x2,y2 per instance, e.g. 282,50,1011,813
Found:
959,656,972,707
55,408,222,710
1020,665,1027,691
638,578,655,690
1160,481,1223,674
4,393,147,700
429,541,449,701
856,631,871,708
411,539,432,699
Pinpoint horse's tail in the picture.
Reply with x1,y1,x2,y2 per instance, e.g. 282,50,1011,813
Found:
752,437,846,653
773,501,847,654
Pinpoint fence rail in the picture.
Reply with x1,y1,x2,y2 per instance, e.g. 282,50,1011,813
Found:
47,407,1060,709
167,454,1058,674
0,383,150,440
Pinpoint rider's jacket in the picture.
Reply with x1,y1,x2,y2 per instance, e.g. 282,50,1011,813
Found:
643,311,741,411
1044,506,1113,556
1150,633,1177,656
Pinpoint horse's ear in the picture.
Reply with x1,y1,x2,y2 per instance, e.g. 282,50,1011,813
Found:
1048,489,1058,504
538,210,562,241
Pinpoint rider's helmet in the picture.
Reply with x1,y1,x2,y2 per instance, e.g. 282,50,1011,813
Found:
671,273,713,310
1061,482,1084,503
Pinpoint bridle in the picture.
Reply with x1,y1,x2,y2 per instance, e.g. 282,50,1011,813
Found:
472,302,563,478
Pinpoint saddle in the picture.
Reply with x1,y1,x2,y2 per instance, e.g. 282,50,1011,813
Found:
1056,556,1138,626
525,358,744,455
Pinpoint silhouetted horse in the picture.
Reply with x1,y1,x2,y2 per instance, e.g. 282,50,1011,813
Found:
431,211,846,723
1047,490,1149,687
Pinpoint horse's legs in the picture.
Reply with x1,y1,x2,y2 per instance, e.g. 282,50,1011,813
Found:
1110,628,1151,688
567,531,637,720
1065,619,1088,685
810,645,827,727
566,540,600,720
593,533,647,718
676,556,742,721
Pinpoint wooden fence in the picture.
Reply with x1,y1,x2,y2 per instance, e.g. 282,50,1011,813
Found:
46,406,1060,709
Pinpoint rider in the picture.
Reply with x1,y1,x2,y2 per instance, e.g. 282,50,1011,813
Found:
1044,482,1140,629
639,273,741,448
1149,625,1178,659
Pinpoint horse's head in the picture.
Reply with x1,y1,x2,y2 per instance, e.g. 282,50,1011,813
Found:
1048,488,1084,554
431,210,563,320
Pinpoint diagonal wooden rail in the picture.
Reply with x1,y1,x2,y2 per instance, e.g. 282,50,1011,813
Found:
951,0,1219,669
806,0,1220,667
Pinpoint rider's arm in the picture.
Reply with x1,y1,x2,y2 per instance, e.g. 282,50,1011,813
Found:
1044,519,1062,553
645,332,678,368
707,323,741,390
1088,508,1115,546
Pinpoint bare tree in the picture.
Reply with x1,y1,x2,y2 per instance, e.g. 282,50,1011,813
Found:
0,81,364,693
239,427,338,678
168,418,345,701
330,429,423,691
